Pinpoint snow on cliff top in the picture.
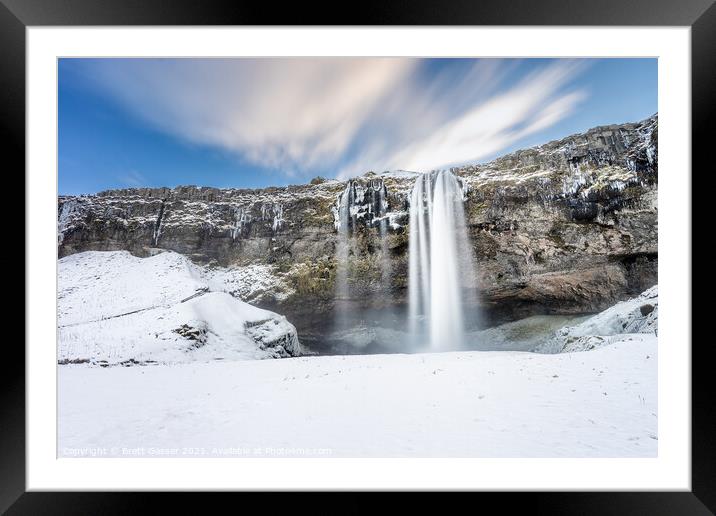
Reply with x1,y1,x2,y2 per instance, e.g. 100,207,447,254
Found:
372,169,422,179
58,251,300,364
61,115,657,210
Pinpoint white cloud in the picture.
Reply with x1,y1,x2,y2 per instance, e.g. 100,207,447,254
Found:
91,58,417,175
117,169,147,187
87,58,587,179
337,60,588,177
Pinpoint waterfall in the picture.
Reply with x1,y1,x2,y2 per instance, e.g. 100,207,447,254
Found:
334,181,356,308
332,178,394,337
152,200,167,246
408,170,474,351
369,179,391,291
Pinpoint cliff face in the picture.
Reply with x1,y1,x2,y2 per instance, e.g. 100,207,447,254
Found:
58,115,658,341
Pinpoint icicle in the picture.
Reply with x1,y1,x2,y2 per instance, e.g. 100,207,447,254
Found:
58,199,77,245
231,207,251,240
272,204,284,233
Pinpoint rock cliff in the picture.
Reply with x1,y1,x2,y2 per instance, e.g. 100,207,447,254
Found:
58,114,658,346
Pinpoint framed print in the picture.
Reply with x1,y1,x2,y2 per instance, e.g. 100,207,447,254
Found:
6,0,712,512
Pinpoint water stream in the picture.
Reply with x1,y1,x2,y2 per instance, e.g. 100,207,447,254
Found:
408,170,476,351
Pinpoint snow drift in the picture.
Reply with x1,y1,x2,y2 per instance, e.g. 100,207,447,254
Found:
58,251,300,365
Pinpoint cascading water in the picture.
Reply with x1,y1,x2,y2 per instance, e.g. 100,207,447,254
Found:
331,177,396,351
152,199,167,246
334,181,356,307
408,170,475,351
334,178,392,307
369,179,392,289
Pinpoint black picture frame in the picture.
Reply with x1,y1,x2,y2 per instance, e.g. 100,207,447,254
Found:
5,0,711,512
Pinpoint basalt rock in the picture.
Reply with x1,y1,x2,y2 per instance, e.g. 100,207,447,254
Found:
58,115,658,337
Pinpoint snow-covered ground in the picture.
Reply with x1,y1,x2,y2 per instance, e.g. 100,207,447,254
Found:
59,334,656,457
57,251,658,457
58,251,300,364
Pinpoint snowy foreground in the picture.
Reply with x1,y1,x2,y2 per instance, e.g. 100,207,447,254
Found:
59,334,656,458
58,250,658,457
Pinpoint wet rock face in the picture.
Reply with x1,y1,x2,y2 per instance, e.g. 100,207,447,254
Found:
58,115,658,333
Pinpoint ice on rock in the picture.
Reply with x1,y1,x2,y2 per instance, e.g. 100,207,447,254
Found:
245,316,301,357
271,204,284,232
231,207,252,240
58,199,79,244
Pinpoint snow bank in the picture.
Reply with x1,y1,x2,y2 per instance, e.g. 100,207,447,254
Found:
58,251,300,365
58,250,207,326
537,285,658,353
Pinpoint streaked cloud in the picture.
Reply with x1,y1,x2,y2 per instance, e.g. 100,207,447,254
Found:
363,61,588,176
83,58,588,179
117,169,148,187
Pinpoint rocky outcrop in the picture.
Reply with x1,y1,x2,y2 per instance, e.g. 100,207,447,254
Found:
58,115,658,343
244,317,302,357
535,285,658,353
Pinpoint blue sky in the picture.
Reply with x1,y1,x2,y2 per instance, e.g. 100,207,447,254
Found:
59,58,657,195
